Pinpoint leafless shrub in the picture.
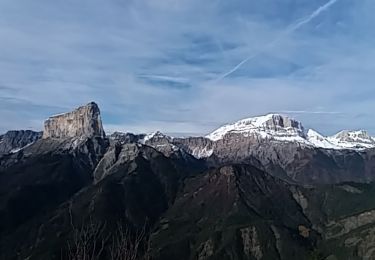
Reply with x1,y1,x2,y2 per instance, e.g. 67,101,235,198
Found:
63,205,107,260
64,207,151,260
66,219,106,260
109,221,151,260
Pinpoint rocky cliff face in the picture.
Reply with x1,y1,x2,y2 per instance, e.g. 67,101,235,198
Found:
43,102,105,139
108,132,146,144
0,130,42,155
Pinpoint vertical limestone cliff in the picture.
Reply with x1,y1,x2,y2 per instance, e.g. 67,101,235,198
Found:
43,102,105,139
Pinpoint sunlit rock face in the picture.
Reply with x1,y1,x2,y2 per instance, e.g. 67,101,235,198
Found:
42,102,105,139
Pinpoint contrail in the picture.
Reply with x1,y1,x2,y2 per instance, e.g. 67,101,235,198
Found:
216,0,339,81
286,0,339,32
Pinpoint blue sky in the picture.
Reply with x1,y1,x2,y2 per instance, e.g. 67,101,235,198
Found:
0,0,375,136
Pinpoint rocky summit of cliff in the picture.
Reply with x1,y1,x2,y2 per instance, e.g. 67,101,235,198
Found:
43,102,105,139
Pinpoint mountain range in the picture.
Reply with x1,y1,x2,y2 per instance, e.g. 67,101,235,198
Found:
1,102,375,259
206,113,375,150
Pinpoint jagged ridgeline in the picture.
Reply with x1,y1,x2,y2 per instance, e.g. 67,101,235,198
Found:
1,102,375,259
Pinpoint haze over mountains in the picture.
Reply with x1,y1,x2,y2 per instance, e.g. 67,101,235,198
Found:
2,102,375,259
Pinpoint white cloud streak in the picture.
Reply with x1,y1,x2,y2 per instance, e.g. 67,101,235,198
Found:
278,110,342,115
286,0,339,32
216,0,340,81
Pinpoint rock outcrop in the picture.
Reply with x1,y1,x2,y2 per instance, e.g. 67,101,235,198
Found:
43,102,105,139
108,132,146,144
326,210,375,239
0,130,42,155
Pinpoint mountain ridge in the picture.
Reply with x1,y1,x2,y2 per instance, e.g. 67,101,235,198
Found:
3,112,375,153
205,113,375,151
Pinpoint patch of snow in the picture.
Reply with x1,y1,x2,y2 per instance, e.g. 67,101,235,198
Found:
10,148,22,153
139,131,173,144
139,132,155,144
9,141,36,154
153,143,179,151
272,135,310,144
306,129,340,149
191,147,213,159
142,132,158,143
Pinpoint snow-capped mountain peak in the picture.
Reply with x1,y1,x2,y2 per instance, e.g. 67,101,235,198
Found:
332,130,372,142
306,129,339,149
206,114,375,151
327,130,375,149
139,131,172,144
206,114,306,142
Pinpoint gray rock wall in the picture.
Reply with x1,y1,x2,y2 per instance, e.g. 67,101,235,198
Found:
0,130,42,154
43,102,105,139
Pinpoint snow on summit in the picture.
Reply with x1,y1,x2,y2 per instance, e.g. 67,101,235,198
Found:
206,114,306,142
327,130,375,149
206,113,375,151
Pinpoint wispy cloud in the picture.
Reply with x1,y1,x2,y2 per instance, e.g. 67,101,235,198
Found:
286,0,340,32
137,74,192,89
278,110,342,115
0,0,374,135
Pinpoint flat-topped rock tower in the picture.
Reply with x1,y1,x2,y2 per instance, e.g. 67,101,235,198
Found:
43,102,105,139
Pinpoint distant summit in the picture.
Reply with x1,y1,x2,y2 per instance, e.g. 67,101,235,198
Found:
206,113,375,150
206,114,305,142
0,130,42,155
328,130,375,149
